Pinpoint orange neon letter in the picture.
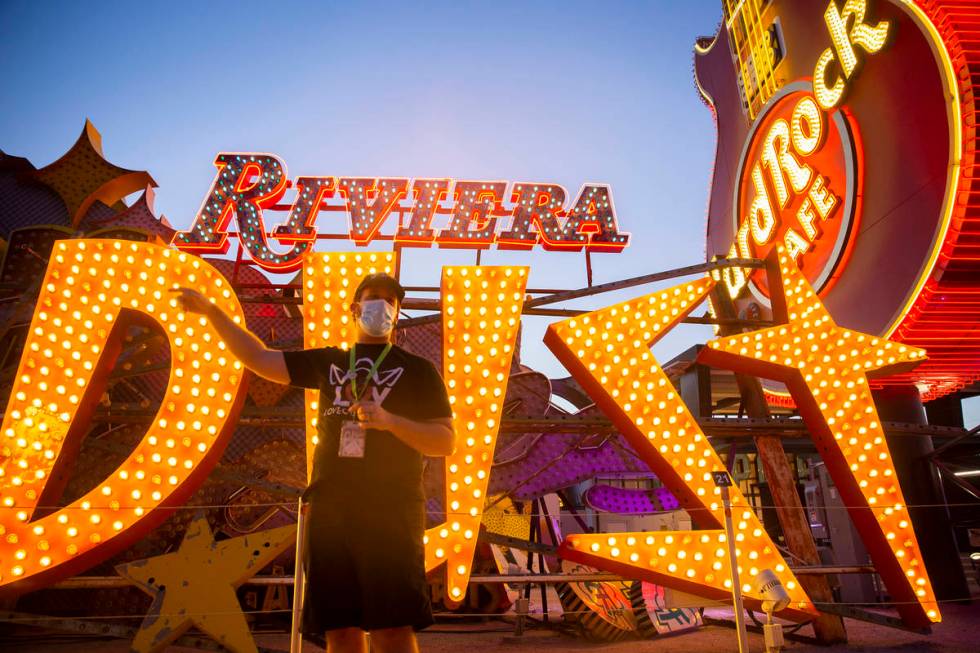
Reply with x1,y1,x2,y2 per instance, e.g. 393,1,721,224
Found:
172,153,291,268
424,265,526,604
298,251,400,476
0,240,248,595
544,277,816,621
298,255,526,606
303,252,527,603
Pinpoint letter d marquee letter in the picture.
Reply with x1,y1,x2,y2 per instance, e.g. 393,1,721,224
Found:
0,240,248,595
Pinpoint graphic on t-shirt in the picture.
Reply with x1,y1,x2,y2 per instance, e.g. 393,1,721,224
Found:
328,357,404,408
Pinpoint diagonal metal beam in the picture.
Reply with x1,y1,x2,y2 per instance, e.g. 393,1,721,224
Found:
523,258,764,308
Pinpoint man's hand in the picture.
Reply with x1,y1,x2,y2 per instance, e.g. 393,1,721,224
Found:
167,287,291,384
171,287,215,316
351,401,455,456
351,400,397,431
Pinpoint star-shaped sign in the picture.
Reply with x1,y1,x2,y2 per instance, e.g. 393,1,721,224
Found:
116,515,296,653
544,276,816,621
699,246,938,628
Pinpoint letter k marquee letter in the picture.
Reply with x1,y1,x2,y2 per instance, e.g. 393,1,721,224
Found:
544,277,816,621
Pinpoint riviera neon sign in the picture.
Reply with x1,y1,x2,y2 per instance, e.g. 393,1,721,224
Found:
171,153,631,273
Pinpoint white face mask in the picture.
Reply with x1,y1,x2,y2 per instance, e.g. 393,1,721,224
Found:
357,298,397,337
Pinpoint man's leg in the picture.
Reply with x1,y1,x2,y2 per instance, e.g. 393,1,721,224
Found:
326,626,367,653
369,626,419,653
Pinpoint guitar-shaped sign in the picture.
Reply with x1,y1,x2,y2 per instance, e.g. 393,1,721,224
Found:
695,0,980,401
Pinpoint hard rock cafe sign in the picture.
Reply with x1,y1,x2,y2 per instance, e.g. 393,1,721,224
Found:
712,0,881,303
700,0,980,400
722,86,858,303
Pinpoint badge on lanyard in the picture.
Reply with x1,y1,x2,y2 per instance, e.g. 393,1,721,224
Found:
338,420,367,458
339,343,392,459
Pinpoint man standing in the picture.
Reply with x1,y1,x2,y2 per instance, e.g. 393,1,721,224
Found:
174,272,455,653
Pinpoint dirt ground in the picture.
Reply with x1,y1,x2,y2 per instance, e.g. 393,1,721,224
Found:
1,603,978,653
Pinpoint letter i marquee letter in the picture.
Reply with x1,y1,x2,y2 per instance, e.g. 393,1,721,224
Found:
543,277,816,621
0,240,248,595
299,252,399,477
299,257,526,606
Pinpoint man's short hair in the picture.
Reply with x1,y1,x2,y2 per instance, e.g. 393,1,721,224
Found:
353,272,406,305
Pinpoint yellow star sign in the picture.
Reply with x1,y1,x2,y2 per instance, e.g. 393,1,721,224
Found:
544,276,816,621
699,246,938,628
116,515,296,653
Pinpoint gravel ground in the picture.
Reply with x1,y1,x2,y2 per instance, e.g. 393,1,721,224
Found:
1,603,977,653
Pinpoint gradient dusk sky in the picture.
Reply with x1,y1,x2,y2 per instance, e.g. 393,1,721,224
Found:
2,1,976,425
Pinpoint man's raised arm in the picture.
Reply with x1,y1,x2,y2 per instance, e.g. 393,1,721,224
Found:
171,287,290,385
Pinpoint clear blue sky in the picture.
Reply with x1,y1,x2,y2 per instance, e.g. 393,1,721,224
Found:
2,1,976,426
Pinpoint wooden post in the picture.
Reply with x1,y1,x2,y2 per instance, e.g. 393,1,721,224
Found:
710,287,847,644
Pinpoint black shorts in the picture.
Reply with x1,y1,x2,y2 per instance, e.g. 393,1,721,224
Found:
301,495,433,633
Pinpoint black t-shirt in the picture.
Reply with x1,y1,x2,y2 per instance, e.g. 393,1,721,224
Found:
283,343,452,506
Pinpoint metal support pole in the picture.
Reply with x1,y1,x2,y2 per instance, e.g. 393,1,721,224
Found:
714,471,749,653
289,500,310,653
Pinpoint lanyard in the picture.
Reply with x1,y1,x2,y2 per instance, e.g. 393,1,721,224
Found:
349,342,393,402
